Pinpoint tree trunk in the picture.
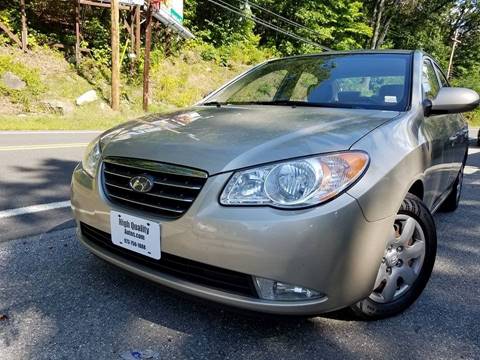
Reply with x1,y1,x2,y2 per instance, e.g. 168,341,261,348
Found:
376,15,392,49
370,0,386,49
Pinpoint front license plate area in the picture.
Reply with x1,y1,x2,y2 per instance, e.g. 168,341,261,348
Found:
110,211,161,260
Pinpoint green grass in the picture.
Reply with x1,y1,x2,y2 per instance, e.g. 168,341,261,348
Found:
0,100,174,130
0,113,127,130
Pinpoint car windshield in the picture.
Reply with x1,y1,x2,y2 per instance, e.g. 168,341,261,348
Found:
206,53,412,111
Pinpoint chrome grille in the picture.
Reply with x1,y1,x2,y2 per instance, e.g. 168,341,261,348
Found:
102,157,208,219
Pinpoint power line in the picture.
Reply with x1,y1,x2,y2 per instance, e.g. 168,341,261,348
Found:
205,0,331,51
244,0,319,38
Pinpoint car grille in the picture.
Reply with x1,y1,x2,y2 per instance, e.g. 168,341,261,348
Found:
80,223,258,298
102,157,208,219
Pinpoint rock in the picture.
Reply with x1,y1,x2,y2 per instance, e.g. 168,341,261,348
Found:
1,72,26,90
76,90,98,106
41,100,74,115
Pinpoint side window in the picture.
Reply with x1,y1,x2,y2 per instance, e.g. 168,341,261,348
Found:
422,59,441,100
434,64,449,88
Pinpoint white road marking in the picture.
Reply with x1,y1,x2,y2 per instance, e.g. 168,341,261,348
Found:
0,201,71,219
0,143,88,151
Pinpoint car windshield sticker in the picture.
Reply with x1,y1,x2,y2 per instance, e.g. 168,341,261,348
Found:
384,96,398,103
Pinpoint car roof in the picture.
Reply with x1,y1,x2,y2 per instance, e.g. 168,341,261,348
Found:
268,49,419,62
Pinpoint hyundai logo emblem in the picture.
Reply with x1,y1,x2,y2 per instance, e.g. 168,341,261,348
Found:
129,175,154,193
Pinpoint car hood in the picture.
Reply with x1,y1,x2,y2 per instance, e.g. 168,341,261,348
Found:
101,105,399,175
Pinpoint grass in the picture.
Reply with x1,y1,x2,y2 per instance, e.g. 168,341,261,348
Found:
1,44,479,131
0,113,128,130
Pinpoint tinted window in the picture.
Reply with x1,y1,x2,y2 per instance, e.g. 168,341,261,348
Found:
422,59,440,100
208,54,413,111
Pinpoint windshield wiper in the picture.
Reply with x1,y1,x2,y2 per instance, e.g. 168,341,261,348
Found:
228,100,323,107
203,101,224,107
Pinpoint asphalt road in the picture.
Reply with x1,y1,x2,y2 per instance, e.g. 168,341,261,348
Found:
0,130,479,359
0,131,100,240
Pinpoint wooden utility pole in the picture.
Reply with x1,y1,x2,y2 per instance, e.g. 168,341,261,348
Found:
111,0,121,111
75,0,81,64
135,5,141,58
447,28,461,79
129,9,136,76
20,0,27,51
143,3,153,112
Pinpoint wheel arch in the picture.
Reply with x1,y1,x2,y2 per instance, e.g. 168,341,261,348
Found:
407,179,424,200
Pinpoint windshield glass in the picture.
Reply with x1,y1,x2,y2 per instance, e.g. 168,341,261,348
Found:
206,53,412,111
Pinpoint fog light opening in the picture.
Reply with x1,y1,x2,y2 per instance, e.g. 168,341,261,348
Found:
254,277,323,301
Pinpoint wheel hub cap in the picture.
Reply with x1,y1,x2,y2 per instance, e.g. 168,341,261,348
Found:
385,250,400,267
369,214,427,304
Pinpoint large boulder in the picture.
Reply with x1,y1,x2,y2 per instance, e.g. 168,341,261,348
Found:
76,90,98,106
1,72,26,90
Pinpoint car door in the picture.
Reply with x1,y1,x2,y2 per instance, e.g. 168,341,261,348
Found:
421,58,452,206
433,62,468,185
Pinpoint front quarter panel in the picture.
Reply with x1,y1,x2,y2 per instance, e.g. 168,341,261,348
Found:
347,110,429,221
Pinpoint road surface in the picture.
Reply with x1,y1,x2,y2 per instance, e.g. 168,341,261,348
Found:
0,130,479,359
0,131,100,241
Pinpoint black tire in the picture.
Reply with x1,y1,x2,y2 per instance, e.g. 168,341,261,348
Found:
440,165,464,212
349,194,437,320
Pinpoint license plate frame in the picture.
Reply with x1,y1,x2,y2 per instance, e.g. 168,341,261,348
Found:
110,210,161,260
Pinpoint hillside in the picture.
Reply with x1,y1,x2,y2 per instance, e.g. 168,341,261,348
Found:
0,44,251,130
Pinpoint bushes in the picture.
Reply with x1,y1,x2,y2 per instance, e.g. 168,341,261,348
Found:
0,54,44,110
452,70,480,126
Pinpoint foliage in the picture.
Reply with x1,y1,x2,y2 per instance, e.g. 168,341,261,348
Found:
0,54,44,110
452,67,480,125
0,0,479,126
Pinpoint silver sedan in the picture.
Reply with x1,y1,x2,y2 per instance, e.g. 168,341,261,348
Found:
71,50,479,319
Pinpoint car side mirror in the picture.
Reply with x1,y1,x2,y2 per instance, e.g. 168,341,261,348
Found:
428,87,480,115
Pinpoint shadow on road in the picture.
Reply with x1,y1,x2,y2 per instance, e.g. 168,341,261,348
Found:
1,151,479,359
0,158,78,241
0,158,78,211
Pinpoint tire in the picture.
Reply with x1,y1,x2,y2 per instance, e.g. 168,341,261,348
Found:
440,165,464,212
349,194,437,320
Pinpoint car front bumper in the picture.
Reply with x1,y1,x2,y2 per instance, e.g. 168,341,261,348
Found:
72,163,394,315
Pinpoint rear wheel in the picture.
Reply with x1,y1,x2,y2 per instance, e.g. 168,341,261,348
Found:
440,165,464,212
350,194,436,320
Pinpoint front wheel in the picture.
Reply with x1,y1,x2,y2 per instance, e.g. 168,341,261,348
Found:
350,194,437,320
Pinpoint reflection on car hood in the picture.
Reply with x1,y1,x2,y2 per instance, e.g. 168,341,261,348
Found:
101,105,399,175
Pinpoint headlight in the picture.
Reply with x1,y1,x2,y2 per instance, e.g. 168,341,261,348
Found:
220,151,369,208
82,138,102,178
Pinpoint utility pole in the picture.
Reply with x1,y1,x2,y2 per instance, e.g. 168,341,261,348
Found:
20,0,27,51
75,0,81,65
111,0,121,111
135,5,141,58
143,2,153,112
447,28,461,79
